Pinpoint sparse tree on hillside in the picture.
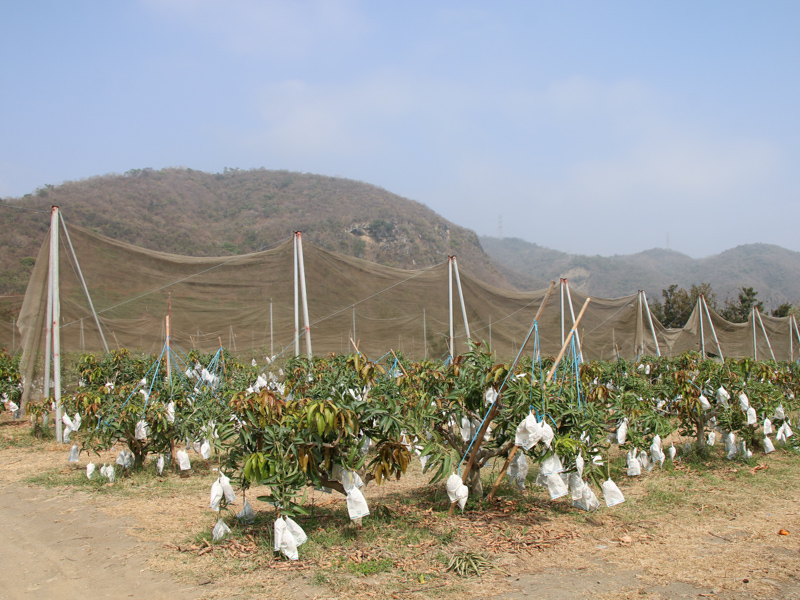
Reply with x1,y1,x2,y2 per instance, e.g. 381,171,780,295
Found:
771,302,794,318
720,286,764,323
650,283,717,328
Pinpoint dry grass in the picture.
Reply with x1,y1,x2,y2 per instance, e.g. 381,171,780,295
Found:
3,411,800,600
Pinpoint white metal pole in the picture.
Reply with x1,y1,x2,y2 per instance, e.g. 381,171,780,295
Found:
560,279,565,347
166,315,171,381
452,257,471,341
43,244,53,405
564,280,582,362
698,298,705,359
293,233,300,357
448,257,454,360
752,307,758,360
637,292,645,357
701,296,724,361
296,232,313,357
755,308,776,361
59,213,109,353
791,315,794,362
641,291,661,357
269,299,273,359
793,315,800,361
50,207,63,443
352,306,356,345
612,327,616,359
423,308,427,360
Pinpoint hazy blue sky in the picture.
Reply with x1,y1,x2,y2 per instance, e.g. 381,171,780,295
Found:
2,1,798,258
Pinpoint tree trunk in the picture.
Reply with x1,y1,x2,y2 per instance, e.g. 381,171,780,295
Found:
170,437,178,472
468,467,483,499
695,416,706,455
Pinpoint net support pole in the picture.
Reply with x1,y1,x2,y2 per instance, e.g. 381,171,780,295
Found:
293,233,300,357
641,291,661,357
423,308,427,360
43,249,53,407
166,316,171,382
752,308,758,360
49,207,63,443
755,308,776,361
452,256,471,341
296,232,312,358
701,296,724,360
59,213,109,353
635,292,645,358
699,298,705,359
564,279,582,363
448,256,454,360
793,315,800,362
167,295,173,380
560,278,565,347
269,298,274,359
546,298,590,384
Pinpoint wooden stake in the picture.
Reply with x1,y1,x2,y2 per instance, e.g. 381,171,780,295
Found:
390,350,409,377
486,446,518,502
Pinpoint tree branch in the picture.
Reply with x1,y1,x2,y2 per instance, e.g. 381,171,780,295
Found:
435,422,466,455
476,439,515,468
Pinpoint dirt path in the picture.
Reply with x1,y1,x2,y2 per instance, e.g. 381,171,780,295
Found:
0,483,202,600
3,414,800,600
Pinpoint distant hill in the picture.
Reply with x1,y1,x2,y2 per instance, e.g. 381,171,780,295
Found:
0,168,513,304
2,167,797,323
481,236,800,309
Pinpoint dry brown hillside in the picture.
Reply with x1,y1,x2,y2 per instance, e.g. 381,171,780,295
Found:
0,168,513,304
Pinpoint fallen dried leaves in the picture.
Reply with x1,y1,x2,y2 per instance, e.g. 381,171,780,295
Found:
446,516,581,555
164,535,258,558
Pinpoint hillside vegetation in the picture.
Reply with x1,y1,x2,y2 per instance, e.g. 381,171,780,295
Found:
0,168,512,301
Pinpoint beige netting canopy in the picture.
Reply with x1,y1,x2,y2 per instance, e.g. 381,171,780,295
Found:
13,221,800,402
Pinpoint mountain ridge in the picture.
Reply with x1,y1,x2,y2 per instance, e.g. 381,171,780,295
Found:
1,167,797,320
0,168,512,301
480,236,800,308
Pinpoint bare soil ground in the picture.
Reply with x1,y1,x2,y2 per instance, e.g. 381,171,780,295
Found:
2,414,799,600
